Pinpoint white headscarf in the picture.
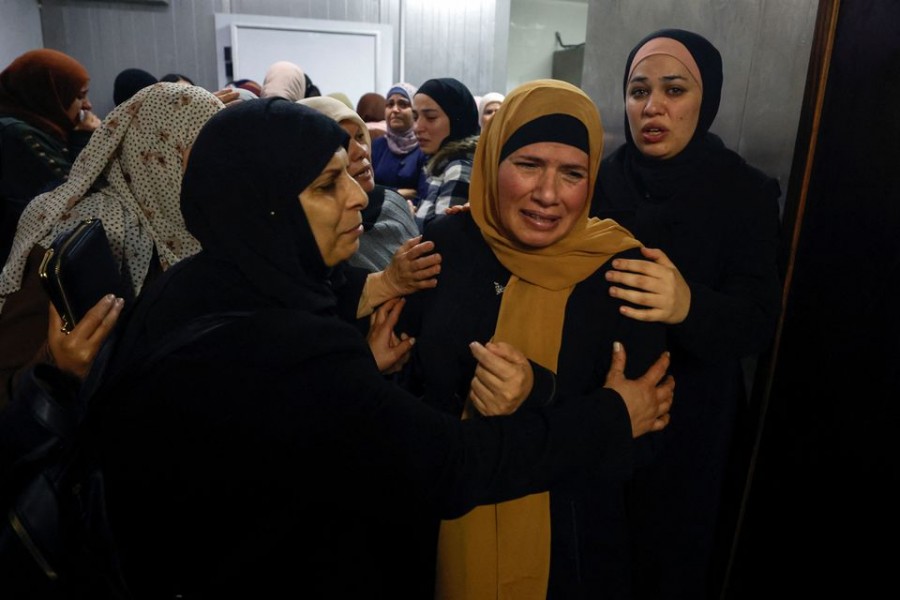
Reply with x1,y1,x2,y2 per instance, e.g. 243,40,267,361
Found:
0,82,223,311
478,92,505,128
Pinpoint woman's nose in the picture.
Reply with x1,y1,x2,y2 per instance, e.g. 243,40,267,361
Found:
350,177,368,208
532,171,557,204
642,92,664,115
350,139,365,161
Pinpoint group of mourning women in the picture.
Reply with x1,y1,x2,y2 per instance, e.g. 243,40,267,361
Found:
0,28,779,599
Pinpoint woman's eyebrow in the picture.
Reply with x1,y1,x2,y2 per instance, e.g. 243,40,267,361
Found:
513,155,587,171
629,74,689,84
313,166,342,182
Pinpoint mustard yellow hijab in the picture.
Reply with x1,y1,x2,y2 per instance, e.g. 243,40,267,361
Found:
435,80,640,599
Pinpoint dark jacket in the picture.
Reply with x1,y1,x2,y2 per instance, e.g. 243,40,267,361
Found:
0,116,90,264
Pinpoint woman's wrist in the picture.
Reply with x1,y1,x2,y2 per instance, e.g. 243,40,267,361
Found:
358,271,396,318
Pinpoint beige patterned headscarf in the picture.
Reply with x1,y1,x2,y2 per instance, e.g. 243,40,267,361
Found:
0,82,223,312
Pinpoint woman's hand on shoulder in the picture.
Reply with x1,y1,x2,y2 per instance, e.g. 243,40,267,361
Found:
213,88,242,107
605,247,691,324
382,235,442,296
47,294,124,380
444,202,470,216
366,297,415,374
467,341,533,417
358,236,442,317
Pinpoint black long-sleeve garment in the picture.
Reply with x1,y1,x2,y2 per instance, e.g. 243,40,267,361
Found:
592,138,782,599
92,250,636,599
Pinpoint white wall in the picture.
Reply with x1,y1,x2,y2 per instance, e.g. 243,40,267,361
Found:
506,0,587,93
0,0,43,69
402,0,508,97
35,0,509,117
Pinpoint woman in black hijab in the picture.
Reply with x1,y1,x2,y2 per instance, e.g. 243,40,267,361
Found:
112,68,157,105
93,98,672,597
413,77,480,228
591,29,782,599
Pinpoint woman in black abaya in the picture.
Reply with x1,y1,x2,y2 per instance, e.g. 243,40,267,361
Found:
592,29,782,599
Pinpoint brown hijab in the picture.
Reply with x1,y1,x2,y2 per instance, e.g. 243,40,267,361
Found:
0,49,89,142
436,79,640,600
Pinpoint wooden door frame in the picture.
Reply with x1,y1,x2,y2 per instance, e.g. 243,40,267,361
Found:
721,0,842,596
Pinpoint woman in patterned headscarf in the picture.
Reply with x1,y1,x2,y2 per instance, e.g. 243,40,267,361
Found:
0,82,223,406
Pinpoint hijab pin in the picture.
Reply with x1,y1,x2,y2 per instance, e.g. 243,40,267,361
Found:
493,282,506,295
269,210,276,216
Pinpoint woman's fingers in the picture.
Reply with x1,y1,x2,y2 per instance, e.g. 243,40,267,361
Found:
47,295,124,380
86,295,124,344
468,341,533,416
604,341,627,386
385,236,443,294
640,246,675,266
605,249,691,324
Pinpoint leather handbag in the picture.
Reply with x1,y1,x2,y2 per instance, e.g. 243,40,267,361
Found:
38,219,123,332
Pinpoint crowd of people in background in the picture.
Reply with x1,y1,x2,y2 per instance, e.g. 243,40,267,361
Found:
0,29,780,599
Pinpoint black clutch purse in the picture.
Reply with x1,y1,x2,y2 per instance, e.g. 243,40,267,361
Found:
38,219,123,332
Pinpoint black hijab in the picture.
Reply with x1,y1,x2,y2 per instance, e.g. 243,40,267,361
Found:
113,68,157,106
416,78,478,146
181,98,349,310
620,29,724,198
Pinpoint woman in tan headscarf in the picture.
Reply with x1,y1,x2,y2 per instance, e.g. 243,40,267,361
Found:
0,82,223,407
399,79,671,598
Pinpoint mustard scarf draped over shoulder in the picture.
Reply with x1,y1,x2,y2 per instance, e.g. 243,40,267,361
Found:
435,79,640,599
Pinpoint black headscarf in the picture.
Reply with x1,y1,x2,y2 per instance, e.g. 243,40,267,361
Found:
113,68,157,106
416,78,478,146
181,98,349,310
620,29,724,198
160,73,195,85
